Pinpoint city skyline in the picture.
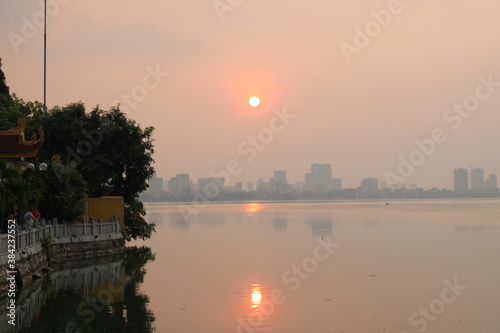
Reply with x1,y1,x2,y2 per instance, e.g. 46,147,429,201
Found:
2,1,500,190
2,2,500,332
157,155,500,190
146,163,499,196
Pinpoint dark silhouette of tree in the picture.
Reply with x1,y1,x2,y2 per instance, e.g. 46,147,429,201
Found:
0,59,44,130
0,60,154,239
0,58,10,96
38,162,88,222
0,159,19,226
0,59,24,130
30,103,156,240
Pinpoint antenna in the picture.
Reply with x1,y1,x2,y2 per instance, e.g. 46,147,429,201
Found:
43,0,47,114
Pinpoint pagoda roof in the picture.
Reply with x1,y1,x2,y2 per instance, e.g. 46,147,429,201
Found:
0,118,44,158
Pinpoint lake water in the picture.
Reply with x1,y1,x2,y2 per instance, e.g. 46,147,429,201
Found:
134,200,500,333
2,199,500,332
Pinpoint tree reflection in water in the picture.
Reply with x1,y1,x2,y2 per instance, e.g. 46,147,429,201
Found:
15,246,156,333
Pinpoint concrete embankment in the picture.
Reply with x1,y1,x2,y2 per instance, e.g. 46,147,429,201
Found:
0,221,124,293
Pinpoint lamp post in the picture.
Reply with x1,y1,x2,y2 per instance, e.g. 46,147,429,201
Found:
43,0,47,114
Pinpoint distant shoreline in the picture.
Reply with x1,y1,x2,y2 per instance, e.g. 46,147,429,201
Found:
141,197,500,206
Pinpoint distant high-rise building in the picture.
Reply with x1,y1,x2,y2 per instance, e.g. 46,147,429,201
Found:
198,177,225,197
292,181,305,191
304,173,313,191
274,170,287,184
453,168,468,191
148,173,164,195
360,178,378,192
235,182,243,191
269,177,276,191
247,182,254,191
331,178,342,190
167,174,190,195
256,181,271,192
471,168,484,191
311,164,332,179
305,163,333,192
256,178,269,191
272,170,287,192
485,174,497,190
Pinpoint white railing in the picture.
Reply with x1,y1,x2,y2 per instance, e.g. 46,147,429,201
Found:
0,221,121,255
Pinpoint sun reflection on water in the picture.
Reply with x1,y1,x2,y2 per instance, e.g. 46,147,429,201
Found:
251,284,263,309
245,203,264,216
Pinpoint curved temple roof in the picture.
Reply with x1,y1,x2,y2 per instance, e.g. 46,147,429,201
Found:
0,118,44,158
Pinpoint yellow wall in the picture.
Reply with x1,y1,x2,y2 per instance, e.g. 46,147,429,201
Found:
84,196,125,232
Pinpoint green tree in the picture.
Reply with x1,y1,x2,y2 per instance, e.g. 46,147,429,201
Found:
0,160,46,226
0,94,23,130
38,162,88,222
0,59,41,130
0,59,155,239
34,103,155,240
0,57,24,130
0,159,19,222
0,58,9,96
8,167,42,222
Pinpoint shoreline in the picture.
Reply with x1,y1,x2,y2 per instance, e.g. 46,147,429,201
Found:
0,237,124,294
0,221,124,294
141,197,500,206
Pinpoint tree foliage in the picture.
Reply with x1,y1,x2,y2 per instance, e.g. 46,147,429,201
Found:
0,58,155,240
0,159,44,226
0,159,20,221
38,162,88,222
8,167,42,220
0,60,45,130
0,58,9,96
31,103,156,240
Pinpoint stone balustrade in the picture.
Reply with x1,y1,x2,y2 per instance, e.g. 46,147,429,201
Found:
0,220,122,263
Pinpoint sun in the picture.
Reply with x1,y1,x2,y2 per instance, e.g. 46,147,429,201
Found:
249,96,260,107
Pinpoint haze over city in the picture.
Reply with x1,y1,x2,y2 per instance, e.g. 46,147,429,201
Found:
3,2,500,332
2,0,500,189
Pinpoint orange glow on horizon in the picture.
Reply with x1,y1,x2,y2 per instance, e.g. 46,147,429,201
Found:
245,203,264,216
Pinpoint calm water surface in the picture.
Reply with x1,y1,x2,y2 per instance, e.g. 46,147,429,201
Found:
134,200,500,333
2,200,500,332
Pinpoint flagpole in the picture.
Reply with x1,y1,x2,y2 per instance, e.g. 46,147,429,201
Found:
43,0,47,114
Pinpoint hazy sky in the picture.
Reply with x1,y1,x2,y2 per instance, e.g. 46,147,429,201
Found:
2,0,500,189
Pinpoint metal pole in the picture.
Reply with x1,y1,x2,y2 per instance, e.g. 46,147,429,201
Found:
43,0,47,114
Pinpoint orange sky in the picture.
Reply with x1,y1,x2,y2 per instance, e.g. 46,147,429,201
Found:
2,0,500,188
